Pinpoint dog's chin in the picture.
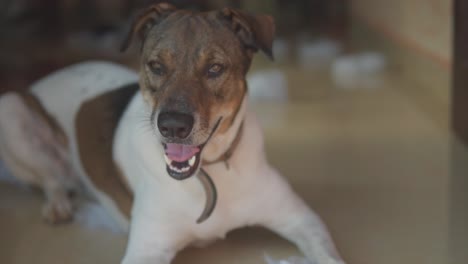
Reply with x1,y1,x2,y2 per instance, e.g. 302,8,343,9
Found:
163,143,203,180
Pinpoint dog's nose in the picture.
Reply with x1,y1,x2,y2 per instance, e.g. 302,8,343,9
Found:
157,112,194,139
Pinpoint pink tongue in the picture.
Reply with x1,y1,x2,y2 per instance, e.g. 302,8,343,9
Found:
165,143,200,162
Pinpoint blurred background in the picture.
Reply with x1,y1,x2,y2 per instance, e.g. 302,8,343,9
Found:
0,0,466,264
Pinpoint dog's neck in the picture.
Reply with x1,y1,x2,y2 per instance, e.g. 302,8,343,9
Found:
203,122,243,168
201,95,248,165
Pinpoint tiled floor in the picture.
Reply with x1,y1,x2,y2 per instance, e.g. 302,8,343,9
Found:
0,62,457,264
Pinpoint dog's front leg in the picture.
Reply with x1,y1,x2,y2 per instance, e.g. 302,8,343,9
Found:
255,166,346,264
122,192,187,264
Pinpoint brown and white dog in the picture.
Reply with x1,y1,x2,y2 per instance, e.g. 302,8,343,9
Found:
0,3,345,264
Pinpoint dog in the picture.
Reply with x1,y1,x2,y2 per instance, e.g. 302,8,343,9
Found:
0,3,346,264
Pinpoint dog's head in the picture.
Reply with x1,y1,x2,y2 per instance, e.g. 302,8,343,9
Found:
121,2,274,180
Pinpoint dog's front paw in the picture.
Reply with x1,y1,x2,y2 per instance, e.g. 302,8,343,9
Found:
42,197,74,224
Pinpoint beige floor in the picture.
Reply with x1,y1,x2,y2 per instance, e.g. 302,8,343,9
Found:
0,63,456,264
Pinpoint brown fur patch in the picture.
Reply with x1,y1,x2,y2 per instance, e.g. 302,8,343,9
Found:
215,80,246,134
19,92,68,147
76,83,139,218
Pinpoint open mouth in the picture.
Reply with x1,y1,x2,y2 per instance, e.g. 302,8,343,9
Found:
162,117,222,181
164,143,202,180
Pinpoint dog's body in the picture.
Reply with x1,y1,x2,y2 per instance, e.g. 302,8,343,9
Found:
0,4,345,264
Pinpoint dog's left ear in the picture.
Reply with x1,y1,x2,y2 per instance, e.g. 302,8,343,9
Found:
219,8,275,60
120,2,177,52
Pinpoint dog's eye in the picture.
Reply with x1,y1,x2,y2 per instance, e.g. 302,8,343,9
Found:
147,61,166,76
206,64,224,78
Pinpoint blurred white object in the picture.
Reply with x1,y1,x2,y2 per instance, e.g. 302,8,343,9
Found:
247,69,288,129
264,254,313,264
297,38,342,68
247,69,288,102
331,52,386,89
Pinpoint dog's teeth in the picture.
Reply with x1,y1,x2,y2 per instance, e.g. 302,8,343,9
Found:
189,156,196,167
166,155,195,174
164,155,172,165
169,164,178,172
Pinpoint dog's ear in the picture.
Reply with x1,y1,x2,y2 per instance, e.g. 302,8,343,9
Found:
120,2,177,52
219,8,275,59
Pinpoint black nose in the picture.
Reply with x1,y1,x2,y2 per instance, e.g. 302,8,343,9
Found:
157,112,194,139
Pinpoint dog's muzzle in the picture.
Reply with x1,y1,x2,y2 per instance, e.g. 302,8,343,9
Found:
158,112,222,180
157,111,199,180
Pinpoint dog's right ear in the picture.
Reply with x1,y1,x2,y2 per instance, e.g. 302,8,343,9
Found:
120,2,177,52
219,8,275,60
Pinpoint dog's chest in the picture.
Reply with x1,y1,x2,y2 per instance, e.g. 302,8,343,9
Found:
129,159,260,241
190,163,263,238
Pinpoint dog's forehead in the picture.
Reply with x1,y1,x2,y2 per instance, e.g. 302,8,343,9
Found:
144,11,238,57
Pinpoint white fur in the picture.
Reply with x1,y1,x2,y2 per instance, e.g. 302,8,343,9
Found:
74,201,124,233
0,61,345,264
